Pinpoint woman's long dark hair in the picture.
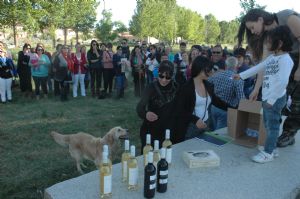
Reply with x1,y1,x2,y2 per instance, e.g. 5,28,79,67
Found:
89,40,99,53
237,9,276,61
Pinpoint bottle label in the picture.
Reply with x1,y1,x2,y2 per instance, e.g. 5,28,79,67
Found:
159,179,168,184
122,161,127,179
150,174,156,181
149,183,156,190
166,148,172,164
103,175,112,194
160,170,168,175
128,168,138,185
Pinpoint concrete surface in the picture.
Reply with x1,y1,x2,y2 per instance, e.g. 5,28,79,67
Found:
44,128,300,199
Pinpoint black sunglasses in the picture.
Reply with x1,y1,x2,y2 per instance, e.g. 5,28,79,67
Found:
159,74,171,80
212,51,221,54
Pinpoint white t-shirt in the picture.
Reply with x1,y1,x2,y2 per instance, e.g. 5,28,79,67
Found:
194,90,211,122
240,53,293,105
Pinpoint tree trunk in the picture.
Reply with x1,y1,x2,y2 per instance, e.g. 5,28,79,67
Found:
12,22,17,47
52,37,56,49
75,29,79,44
64,28,67,45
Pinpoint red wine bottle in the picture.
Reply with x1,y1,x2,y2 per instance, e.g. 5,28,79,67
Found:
144,151,156,198
157,148,168,193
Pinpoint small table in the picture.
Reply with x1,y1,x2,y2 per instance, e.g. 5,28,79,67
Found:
45,129,300,199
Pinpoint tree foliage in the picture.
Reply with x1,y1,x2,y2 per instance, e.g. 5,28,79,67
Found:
218,20,239,44
0,0,98,46
204,14,220,44
129,0,177,42
0,0,39,46
239,0,266,21
95,9,128,42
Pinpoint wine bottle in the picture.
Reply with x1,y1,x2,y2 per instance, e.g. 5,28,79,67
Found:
157,148,168,193
144,151,156,198
153,140,161,169
143,134,153,166
100,151,112,198
162,129,172,165
103,145,112,169
121,140,130,182
128,145,138,190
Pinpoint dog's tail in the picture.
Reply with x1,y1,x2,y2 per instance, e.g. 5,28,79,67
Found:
50,131,70,147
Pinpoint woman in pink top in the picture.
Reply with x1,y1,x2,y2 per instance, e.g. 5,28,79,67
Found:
102,43,114,96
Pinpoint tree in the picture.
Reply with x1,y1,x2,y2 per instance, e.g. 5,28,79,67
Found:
113,21,128,33
204,14,220,44
129,0,177,43
73,1,98,44
176,7,205,44
218,20,239,44
95,9,118,42
239,0,266,21
0,0,38,46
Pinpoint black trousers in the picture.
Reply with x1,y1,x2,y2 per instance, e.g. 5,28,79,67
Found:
103,68,114,93
282,54,300,136
90,68,103,95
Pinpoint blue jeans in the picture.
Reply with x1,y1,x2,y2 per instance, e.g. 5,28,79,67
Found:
263,94,286,154
210,105,227,131
115,74,125,90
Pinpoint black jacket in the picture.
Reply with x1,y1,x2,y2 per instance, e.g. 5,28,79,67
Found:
173,79,229,143
0,58,15,79
136,80,177,148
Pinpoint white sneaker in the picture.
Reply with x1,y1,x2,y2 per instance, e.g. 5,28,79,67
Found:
258,146,279,158
252,151,274,163
273,148,279,158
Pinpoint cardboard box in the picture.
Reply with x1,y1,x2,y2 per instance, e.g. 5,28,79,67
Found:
227,99,266,147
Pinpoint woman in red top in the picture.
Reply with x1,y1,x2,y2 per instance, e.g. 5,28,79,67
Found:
71,43,87,97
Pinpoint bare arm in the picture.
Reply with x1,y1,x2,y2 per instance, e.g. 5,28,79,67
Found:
249,42,271,101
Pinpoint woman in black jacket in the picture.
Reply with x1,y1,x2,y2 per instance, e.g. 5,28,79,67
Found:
173,56,228,143
136,60,177,150
17,43,32,96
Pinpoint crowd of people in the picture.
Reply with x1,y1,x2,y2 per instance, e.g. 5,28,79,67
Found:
1,8,299,164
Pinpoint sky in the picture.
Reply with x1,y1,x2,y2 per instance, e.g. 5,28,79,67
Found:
96,0,300,27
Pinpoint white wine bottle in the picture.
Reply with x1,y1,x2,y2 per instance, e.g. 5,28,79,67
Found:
128,145,138,190
103,145,112,169
100,151,112,198
157,148,168,193
144,151,156,198
121,140,130,182
162,129,172,166
153,140,161,169
143,134,153,166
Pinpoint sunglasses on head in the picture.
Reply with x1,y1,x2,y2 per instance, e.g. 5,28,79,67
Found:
212,51,221,54
159,74,171,80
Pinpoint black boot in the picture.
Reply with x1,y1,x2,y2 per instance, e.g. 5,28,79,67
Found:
277,132,296,147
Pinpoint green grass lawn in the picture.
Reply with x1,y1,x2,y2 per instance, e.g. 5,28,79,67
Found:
0,79,142,199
